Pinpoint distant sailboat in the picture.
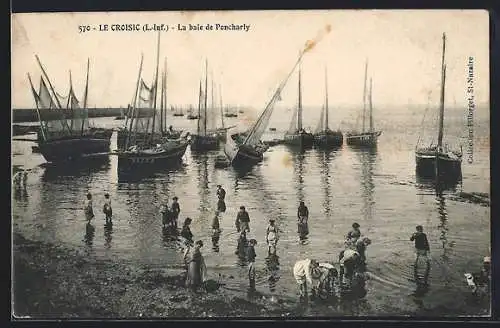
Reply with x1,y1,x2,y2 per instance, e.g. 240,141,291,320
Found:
27,56,111,162
345,60,382,147
415,33,462,182
191,60,219,151
224,53,304,166
313,66,343,149
283,65,314,150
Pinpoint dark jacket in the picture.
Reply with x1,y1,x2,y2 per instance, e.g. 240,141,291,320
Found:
217,188,226,200
246,245,256,262
171,202,180,217
237,211,250,223
181,226,193,241
410,232,430,251
297,206,309,218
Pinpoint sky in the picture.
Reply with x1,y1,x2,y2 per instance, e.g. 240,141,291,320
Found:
12,10,489,116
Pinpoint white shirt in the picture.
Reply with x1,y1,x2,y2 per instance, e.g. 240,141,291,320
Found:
293,259,314,285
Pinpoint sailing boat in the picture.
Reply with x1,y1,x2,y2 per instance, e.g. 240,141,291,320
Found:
27,56,111,162
283,65,314,150
345,60,382,147
415,33,462,181
224,53,304,166
313,67,343,149
191,60,219,151
117,32,189,170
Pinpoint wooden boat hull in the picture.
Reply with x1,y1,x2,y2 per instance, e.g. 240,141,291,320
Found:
38,137,110,162
313,131,343,149
190,134,219,151
284,132,314,150
117,129,164,149
117,142,188,170
346,131,381,147
224,133,265,166
173,114,184,117
415,150,462,181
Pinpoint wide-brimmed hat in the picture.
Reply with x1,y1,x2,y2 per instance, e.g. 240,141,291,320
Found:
217,184,222,188
173,196,178,200
352,222,360,228
269,219,275,222
362,237,372,245
311,267,322,279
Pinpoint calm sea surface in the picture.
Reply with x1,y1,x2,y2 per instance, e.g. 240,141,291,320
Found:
12,107,490,316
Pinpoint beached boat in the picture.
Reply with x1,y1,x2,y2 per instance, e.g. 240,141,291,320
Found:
27,56,111,162
415,33,462,181
345,60,382,147
224,52,305,167
283,65,314,150
313,67,343,149
118,33,189,171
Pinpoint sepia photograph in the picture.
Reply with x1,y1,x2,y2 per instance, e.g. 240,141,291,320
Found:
11,10,490,318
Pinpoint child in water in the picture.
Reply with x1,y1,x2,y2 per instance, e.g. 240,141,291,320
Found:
235,231,247,258
103,193,112,224
84,193,94,222
345,222,361,249
266,219,279,255
246,239,257,291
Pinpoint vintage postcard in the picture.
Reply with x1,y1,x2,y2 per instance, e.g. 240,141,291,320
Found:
11,10,490,318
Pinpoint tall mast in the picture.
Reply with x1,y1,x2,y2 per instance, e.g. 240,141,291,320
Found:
68,71,74,132
204,59,208,136
211,71,215,130
219,82,225,128
324,65,329,131
125,54,144,149
150,31,161,142
297,64,303,131
160,67,164,135
163,57,168,132
369,77,373,132
35,55,64,110
27,73,47,141
437,33,446,149
362,59,368,133
197,80,203,134
81,58,90,134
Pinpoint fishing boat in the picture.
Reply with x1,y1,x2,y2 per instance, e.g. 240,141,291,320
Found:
345,60,382,147
190,60,220,151
27,56,111,163
117,33,189,171
173,106,185,117
283,65,314,150
224,53,305,167
116,108,156,149
224,106,238,118
313,67,343,149
415,33,462,181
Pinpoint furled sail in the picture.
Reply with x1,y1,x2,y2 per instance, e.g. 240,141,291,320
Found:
132,78,155,134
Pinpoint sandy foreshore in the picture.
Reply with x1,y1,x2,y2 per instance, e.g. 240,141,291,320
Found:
12,233,299,319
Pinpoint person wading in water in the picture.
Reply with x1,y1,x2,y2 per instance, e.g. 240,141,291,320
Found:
171,197,181,229
216,185,226,212
266,219,279,256
410,225,431,286
235,206,250,233
181,218,194,245
184,240,207,292
293,258,322,301
84,193,95,223
246,239,257,291
103,193,113,225
345,222,361,248
297,202,309,236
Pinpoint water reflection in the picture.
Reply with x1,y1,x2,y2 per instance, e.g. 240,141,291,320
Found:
265,254,280,292
84,222,95,247
354,147,376,222
193,154,210,214
41,156,111,183
117,161,185,183
293,152,308,243
212,228,221,253
104,222,113,249
316,149,337,217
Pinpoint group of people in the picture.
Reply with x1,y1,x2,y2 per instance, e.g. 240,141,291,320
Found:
292,222,372,302
84,192,113,225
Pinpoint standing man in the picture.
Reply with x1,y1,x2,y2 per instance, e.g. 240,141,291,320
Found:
410,225,431,285
171,197,181,229
297,201,309,235
246,239,257,291
216,185,226,212
235,206,250,233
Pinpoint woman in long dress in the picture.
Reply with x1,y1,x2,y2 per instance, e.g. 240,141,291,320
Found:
185,240,207,291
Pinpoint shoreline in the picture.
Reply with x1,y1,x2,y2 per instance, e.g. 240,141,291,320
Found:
12,233,299,319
